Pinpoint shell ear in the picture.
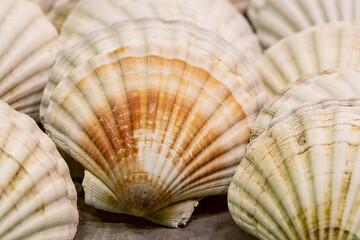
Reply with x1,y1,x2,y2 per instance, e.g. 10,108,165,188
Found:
145,199,200,228
83,170,127,214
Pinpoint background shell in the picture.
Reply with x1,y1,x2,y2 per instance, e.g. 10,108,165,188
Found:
0,100,78,240
0,0,59,121
41,19,266,227
59,0,261,63
248,0,360,48
256,21,360,96
251,70,360,141
229,98,360,240
47,0,80,32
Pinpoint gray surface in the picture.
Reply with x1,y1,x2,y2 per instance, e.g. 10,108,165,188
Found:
66,158,259,240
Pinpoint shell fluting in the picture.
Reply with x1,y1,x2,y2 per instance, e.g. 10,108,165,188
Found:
248,0,360,48
251,70,360,142
59,0,261,63
256,21,360,95
41,19,266,227
0,0,59,121
47,0,81,32
228,98,360,240
0,100,78,240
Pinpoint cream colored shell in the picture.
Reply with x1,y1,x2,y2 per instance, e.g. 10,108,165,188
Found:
41,19,266,227
0,0,59,121
248,0,360,48
251,70,360,142
229,99,360,240
47,0,80,32
60,0,261,63
256,22,360,96
0,100,78,240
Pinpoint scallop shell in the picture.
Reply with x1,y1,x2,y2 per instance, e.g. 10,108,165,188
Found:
251,70,360,142
257,21,360,96
28,0,56,13
228,0,250,13
60,0,261,63
0,0,59,121
47,0,80,32
41,19,266,228
228,98,360,240
248,0,360,48
0,100,78,239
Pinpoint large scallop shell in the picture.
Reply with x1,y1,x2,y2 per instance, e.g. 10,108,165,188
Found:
251,70,360,142
41,19,266,228
256,21,360,96
0,0,59,121
248,0,360,48
60,0,261,63
0,100,78,239
228,98,360,240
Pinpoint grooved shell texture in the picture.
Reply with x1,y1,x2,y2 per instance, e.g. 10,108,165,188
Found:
229,99,360,240
41,19,266,227
0,100,78,240
0,0,59,121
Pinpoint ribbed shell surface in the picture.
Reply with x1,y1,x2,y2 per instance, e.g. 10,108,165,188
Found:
256,22,360,95
47,0,80,32
41,19,266,227
59,0,261,63
228,99,360,240
248,0,360,48
0,0,59,121
251,70,360,142
0,101,78,240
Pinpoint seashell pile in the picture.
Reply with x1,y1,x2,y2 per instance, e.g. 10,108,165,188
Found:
41,17,266,227
0,100,78,239
228,98,360,240
2,0,360,237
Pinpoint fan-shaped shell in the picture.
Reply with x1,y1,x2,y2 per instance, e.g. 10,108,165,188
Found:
41,19,266,228
47,0,80,32
0,0,59,121
257,21,360,96
60,0,261,63
228,98,360,240
248,0,360,48
251,70,360,142
0,100,78,239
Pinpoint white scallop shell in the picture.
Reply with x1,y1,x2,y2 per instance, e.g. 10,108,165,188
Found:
60,0,261,63
0,0,59,121
41,19,266,228
229,98,360,240
256,21,360,96
0,100,78,240
248,0,360,48
251,70,360,142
